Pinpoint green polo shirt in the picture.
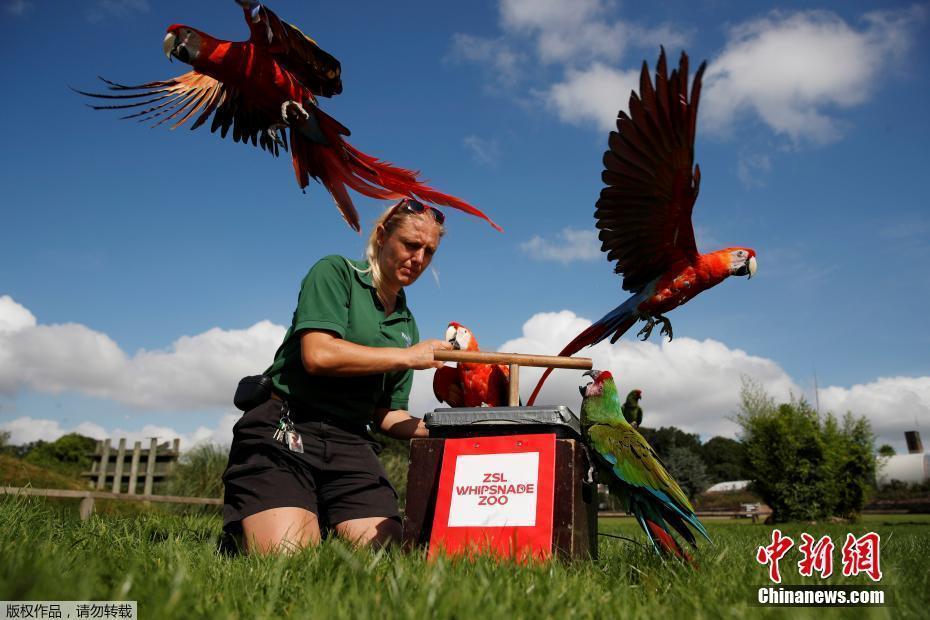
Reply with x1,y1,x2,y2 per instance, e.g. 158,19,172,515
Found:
265,255,419,425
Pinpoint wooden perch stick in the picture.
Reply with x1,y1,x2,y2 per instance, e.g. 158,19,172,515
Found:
433,350,593,370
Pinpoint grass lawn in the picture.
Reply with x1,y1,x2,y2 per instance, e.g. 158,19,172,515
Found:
1,496,927,619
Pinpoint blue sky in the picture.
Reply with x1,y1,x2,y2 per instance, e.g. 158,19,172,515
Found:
1,0,928,452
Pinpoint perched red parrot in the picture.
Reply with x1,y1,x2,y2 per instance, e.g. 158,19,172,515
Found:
75,1,501,233
527,49,757,406
433,322,511,408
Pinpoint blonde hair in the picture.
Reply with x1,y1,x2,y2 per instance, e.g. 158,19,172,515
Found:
358,200,446,304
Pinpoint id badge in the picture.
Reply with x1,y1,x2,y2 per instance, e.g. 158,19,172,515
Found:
285,430,304,453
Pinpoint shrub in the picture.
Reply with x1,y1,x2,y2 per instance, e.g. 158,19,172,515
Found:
372,434,411,508
699,436,751,483
167,443,228,499
21,433,97,478
736,379,876,522
663,445,711,499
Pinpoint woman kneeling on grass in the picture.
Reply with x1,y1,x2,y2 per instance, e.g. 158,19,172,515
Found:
222,199,452,554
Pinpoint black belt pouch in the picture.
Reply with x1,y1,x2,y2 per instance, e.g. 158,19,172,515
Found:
233,375,273,412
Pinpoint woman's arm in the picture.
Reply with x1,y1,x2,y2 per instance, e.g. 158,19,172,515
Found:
300,329,451,376
374,408,429,440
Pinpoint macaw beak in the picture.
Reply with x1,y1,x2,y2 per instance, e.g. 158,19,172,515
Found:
445,325,459,350
734,255,757,278
163,32,177,61
580,369,598,396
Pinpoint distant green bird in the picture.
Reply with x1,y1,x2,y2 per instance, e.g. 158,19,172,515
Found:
622,389,643,429
580,370,709,560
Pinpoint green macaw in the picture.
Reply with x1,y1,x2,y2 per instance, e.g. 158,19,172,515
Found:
622,389,643,429
580,370,709,560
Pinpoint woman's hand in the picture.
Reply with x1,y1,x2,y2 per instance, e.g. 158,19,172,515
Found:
405,339,453,370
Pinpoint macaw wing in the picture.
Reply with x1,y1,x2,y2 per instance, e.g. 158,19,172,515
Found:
75,71,286,155
246,4,343,98
588,423,694,514
596,48,705,293
490,364,511,406
433,365,464,408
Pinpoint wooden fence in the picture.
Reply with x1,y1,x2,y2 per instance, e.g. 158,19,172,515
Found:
0,435,223,520
82,437,180,495
0,486,222,520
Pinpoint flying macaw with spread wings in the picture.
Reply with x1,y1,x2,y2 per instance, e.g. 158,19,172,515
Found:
527,49,757,405
75,0,500,233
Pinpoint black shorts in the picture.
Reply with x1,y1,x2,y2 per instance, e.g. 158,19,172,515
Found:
222,398,399,534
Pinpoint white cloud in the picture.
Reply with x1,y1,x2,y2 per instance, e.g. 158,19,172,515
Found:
498,310,797,438
703,8,924,144
85,0,149,23
547,63,639,131
4,0,31,16
5,295,923,453
452,0,688,131
819,377,930,448
736,152,772,188
0,295,285,410
0,296,36,333
455,2,922,151
500,0,625,64
463,134,501,167
448,34,527,87
520,227,602,263
0,414,239,451
499,0,687,65
407,310,926,448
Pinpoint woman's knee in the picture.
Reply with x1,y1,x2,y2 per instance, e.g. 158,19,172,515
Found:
241,506,321,554
334,516,402,548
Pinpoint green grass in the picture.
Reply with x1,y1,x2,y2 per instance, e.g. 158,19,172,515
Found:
1,497,927,619
0,454,87,490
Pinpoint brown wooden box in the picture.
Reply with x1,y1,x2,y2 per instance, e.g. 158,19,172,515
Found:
402,437,598,560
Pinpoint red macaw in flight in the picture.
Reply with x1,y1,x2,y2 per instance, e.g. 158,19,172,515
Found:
76,1,500,233
433,322,511,408
527,49,757,406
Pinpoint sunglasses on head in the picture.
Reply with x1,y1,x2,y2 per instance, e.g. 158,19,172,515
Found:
391,198,445,225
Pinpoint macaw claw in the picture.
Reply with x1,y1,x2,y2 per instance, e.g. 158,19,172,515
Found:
657,315,674,341
282,100,328,145
281,100,309,125
637,315,674,341
637,318,656,341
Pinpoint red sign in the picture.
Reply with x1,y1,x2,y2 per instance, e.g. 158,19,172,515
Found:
429,434,556,561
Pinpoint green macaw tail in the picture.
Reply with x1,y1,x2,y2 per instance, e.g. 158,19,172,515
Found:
655,490,711,544
627,490,712,565
630,493,688,560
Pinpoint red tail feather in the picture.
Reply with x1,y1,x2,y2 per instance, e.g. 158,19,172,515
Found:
646,519,692,563
645,519,695,565
342,142,502,231
526,323,606,406
288,110,501,231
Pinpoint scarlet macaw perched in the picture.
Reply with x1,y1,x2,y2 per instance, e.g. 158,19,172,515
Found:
75,1,500,233
433,322,511,408
527,49,757,405
580,370,709,561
